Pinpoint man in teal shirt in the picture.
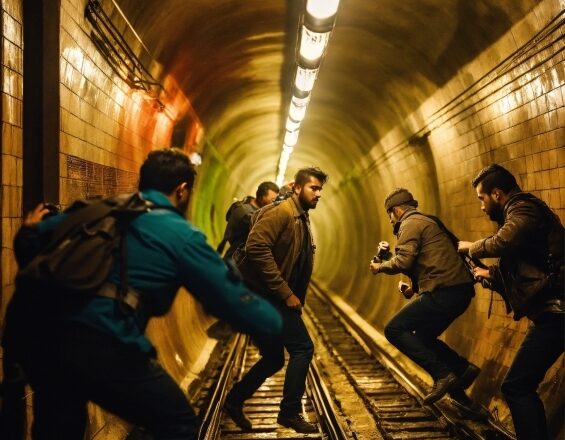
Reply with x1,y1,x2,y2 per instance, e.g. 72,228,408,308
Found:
3,148,282,440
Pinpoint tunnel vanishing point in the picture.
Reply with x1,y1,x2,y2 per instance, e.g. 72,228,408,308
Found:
0,0,563,438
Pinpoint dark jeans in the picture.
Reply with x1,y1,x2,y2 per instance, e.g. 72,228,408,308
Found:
20,325,199,440
501,312,564,440
384,283,474,380
229,303,314,416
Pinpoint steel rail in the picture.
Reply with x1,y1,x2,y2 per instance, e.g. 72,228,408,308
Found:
197,333,247,440
309,280,515,440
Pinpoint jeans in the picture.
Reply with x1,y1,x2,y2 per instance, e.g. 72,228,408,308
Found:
20,324,199,440
384,283,474,380
501,312,564,440
229,302,314,416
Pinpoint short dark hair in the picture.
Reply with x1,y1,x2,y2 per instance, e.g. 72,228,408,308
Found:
139,148,197,193
294,167,328,187
256,181,279,200
471,164,519,193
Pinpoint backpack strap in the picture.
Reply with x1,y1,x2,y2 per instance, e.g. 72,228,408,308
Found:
97,283,139,310
420,213,488,273
112,193,181,313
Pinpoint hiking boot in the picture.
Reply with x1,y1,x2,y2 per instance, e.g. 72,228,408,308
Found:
451,398,490,421
277,413,318,433
224,398,252,431
423,372,458,404
458,363,480,390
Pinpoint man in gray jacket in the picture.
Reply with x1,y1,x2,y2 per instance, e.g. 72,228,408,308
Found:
370,188,479,404
458,164,563,440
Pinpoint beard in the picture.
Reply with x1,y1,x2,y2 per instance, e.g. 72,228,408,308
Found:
487,205,504,224
298,192,318,210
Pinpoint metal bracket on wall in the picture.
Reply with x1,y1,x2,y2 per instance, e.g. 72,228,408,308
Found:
84,0,163,101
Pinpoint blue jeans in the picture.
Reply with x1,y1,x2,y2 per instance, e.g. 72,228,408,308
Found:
229,302,314,416
21,325,199,440
384,283,474,380
501,312,564,440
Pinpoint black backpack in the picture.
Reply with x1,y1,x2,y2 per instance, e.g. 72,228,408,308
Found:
1,193,174,440
216,196,254,254
17,192,174,305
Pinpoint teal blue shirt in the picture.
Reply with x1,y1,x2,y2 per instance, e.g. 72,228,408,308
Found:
38,190,282,354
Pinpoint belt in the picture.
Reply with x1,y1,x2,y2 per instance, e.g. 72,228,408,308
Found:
96,283,140,311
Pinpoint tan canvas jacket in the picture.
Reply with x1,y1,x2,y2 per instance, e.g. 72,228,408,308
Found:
236,195,313,301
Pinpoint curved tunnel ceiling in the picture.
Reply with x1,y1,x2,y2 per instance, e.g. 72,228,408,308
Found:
117,0,540,190
115,0,543,289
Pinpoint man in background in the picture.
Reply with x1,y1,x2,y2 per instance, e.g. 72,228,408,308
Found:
218,181,279,261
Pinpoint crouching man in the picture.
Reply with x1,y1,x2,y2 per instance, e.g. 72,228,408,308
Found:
370,188,480,404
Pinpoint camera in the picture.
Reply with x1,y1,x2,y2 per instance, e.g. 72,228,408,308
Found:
373,241,392,262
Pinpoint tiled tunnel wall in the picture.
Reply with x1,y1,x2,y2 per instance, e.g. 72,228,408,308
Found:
1,0,211,438
314,1,563,435
1,0,23,354
0,0,563,438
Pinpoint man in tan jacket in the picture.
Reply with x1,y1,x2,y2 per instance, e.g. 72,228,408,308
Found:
225,167,328,433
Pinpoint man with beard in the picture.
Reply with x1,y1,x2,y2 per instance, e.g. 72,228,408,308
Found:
225,166,328,433
369,188,480,405
1,148,282,440
458,164,564,440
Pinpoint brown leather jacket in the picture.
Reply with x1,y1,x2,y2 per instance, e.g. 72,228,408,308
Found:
469,191,564,320
376,208,472,293
235,195,313,301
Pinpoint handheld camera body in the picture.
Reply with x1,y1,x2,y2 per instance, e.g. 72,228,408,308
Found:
373,241,392,262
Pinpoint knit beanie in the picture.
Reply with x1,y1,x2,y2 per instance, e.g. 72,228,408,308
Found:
384,188,418,212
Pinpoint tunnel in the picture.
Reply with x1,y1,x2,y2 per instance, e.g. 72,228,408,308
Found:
0,0,563,438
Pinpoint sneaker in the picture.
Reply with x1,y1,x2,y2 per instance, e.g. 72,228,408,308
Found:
224,399,252,431
277,413,318,433
458,363,480,390
423,372,458,404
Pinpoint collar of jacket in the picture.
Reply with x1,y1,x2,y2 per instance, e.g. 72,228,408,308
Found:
290,194,308,219
393,207,419,235
500,190,529,224
504,190,532,211
398,206,418,221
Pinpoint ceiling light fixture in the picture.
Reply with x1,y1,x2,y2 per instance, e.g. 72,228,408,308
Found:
275,0,340,185
306,0,340,20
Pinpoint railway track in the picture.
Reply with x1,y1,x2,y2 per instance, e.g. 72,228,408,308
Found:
197,332,348,439
194,284,515,440
305,283,514,440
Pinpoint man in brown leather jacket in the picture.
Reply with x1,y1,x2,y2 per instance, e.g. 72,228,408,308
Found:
224,166,328,434
458,164,564,440
370,188,480,405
